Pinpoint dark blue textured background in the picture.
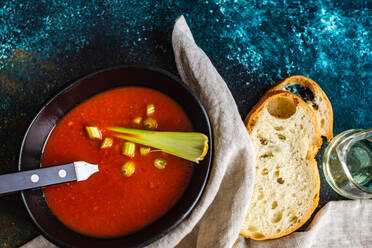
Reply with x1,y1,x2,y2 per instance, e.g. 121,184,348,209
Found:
0,0,371,246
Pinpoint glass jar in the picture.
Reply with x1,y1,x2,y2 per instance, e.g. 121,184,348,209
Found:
322,129,372,199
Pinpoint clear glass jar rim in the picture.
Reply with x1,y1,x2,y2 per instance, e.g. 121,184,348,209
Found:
322,129,372,199
336,129,372,193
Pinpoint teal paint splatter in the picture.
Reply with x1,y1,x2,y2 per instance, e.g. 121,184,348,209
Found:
0,1,371,245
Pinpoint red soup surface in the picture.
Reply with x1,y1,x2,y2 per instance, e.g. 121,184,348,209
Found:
42,87,194,238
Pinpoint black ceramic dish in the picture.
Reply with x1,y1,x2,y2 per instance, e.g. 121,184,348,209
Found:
18,66,213,248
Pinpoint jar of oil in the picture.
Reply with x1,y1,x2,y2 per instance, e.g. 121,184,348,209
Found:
323,129,372,199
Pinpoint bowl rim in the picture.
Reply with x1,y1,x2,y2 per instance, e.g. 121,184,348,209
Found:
18,65,213,248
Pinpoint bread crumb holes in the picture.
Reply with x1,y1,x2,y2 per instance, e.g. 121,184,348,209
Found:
274,171,280,177
271,211,282,223
252,232,265,239
312,103,319,110
321,119,325,128
277,134,286,140
248,225,257,232
267,96,297,119
259,136,268,145
260,152,273,159
277,177,285,184
274,126,284,131
289,215,298,223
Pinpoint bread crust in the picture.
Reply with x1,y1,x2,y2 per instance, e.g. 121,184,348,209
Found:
241,91,321,240
268,75,333,141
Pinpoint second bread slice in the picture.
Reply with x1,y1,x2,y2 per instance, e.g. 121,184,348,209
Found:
268,75,333,141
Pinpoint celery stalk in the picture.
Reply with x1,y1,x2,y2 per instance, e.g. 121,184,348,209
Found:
109,127,209,163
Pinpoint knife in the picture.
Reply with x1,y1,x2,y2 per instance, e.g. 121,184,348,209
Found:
0,161,99,195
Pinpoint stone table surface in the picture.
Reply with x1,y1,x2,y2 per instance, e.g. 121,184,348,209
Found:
0,0,371,247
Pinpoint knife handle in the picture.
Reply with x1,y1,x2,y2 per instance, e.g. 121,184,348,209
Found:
0,164,77,195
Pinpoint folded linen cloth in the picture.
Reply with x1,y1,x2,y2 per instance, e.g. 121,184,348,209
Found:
238,200,372,248
22,16,371,248
151,15,256,248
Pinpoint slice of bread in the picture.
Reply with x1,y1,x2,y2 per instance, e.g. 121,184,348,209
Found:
241,91,322,240
268,75,333,141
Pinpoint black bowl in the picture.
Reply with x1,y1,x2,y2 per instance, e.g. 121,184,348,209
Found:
18,66,213,248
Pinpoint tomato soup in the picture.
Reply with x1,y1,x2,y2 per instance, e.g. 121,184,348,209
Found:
42,87,194,237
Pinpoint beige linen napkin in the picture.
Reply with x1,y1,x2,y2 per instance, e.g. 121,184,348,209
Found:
22,16,371,248
238,200,372,248
150,15,256,248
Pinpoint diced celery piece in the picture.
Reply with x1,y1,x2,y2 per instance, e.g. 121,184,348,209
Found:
143,118,158,130
133,117,142,125
122,142,136,157
121,161,135,177
85,126,102,140
154,158,167,169
140,147,151,155
100,137,113,149
146,104,155,115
